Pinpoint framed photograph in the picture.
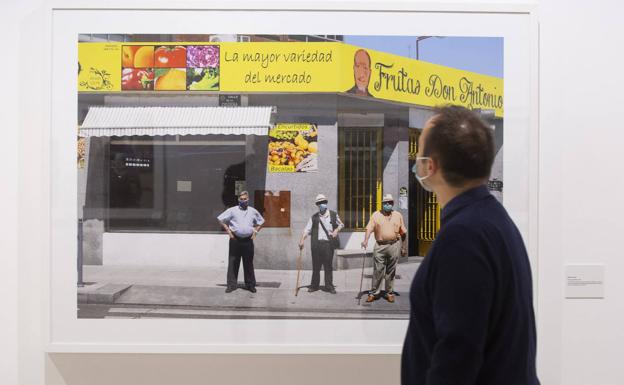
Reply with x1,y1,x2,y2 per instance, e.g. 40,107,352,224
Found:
47,1,538,353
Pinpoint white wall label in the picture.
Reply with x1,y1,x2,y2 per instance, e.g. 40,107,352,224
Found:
565,265,605,299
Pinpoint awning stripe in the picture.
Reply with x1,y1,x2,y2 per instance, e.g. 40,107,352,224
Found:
79,106,273,137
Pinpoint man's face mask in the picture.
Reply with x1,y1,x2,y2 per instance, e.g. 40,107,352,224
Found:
318,203,328,212
412,157,433,192
238,199,249,209
382,202,393,212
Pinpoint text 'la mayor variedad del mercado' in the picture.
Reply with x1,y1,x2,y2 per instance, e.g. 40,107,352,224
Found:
225,48,334,85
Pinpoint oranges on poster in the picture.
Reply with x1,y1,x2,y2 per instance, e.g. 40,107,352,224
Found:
155,68,186,90
122,46,139,67
133,46,154,68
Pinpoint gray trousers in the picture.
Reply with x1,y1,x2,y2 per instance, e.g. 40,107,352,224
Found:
371,241,401,295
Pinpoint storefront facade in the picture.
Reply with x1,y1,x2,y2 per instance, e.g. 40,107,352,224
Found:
77,37,503,269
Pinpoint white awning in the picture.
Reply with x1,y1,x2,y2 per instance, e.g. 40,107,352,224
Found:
79,106,273,137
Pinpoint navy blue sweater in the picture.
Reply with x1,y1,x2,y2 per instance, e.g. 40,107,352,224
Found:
402,185,539,385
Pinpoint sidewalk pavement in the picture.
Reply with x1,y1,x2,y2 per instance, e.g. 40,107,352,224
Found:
78,258,422,319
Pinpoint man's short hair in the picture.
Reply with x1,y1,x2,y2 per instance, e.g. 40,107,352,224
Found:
238,190,249,198
423,105,495,187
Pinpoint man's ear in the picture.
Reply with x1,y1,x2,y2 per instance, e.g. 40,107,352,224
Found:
429,157,438,173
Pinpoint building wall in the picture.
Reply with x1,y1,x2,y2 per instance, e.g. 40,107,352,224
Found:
247,94,415,268
82,137,109,265
381,119,410,242
247,94,339,269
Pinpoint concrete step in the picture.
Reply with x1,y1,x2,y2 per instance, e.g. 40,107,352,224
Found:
78,283,132,304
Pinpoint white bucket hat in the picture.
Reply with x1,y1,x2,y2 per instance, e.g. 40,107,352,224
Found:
382,194,394,203
315,194,328,204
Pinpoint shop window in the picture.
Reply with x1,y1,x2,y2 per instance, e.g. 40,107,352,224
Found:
106,136,246,232
338,127,383,230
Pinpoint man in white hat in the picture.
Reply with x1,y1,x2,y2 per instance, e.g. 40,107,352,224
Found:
361,193,407,303
299,194,344,293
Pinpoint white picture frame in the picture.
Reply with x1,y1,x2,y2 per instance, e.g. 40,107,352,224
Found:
44,1,539,354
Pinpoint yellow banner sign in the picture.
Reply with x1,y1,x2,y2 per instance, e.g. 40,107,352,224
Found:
78,41,503,116
338,45,504,116
221,43,339,92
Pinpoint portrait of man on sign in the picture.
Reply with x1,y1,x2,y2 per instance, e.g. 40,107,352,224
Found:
346,48,373,97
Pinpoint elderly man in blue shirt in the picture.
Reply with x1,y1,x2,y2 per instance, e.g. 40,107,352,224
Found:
402,106,540,385
217,191,265,293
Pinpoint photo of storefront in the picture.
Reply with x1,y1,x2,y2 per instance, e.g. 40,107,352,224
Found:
76,34,503,319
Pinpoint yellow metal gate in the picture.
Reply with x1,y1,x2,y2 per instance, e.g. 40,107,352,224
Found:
409,129,440,255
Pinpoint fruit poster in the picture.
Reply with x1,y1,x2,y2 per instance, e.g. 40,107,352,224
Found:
119,44,220,91
267,124,318,173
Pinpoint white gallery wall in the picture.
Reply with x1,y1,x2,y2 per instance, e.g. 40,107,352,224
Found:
540,0,624,384
1,0,623,384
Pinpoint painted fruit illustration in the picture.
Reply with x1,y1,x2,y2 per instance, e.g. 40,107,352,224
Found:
133,46,154,68
155,68,186,90
155,46,187,68
122,46,139,67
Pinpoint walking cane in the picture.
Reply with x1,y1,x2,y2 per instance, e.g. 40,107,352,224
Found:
295,247,303,296
358,246,367,305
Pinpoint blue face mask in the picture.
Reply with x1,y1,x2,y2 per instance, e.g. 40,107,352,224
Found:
382,203,393,212
238,200,248,209
318,203,328,212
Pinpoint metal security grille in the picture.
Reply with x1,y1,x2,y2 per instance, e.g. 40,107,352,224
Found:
409,130,440,243
408,129,418,161
338,127,382,230
417,191,439,241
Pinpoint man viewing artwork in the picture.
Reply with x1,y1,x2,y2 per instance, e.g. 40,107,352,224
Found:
402,105,539,385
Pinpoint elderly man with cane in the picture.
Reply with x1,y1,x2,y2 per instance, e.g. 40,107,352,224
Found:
298,194,344,294
361,194,407,303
